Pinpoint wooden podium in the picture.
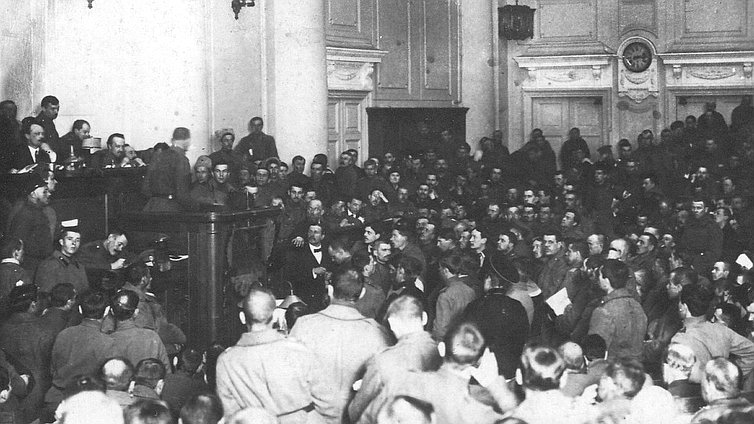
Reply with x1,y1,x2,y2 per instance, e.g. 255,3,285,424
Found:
119,208,281,347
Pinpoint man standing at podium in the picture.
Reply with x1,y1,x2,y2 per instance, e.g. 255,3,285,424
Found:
142,127,196,212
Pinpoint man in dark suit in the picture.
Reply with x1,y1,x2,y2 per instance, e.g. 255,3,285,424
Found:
285,223,331,311
233,117,278,163
10,118,51,172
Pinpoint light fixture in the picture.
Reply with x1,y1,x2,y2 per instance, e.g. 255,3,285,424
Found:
231,0,256,20
87,0,93,8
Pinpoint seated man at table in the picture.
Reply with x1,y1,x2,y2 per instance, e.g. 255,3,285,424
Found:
77,228,132,286
89,133,126,169
53,119,90,163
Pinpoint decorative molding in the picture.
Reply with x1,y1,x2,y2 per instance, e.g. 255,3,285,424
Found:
326,47,388,92
514,54,613,90
658,51,754,88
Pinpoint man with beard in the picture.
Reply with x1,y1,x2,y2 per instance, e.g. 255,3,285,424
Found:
89,133,126,169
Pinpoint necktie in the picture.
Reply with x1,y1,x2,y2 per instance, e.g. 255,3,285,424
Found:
313,248,322,253
34,149,39,163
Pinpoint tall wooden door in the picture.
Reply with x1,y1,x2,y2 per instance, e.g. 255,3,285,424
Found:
532,97,604,167
327,93,368,169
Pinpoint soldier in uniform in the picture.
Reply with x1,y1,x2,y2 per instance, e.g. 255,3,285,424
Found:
119,263,186,354
0,236,31,314
142,127,196,212
215,288,338,422
44,290,115,419
35,221,89,293
77,228,131,286
0,284,55,424
7,174,53,278
109,290,171,373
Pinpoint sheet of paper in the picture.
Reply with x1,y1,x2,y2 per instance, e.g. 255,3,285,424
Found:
546,287,571,316
737,253,753,270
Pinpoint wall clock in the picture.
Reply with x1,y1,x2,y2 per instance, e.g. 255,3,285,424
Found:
622,42,652,73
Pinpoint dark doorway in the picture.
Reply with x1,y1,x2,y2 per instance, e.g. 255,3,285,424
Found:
367,107,468,158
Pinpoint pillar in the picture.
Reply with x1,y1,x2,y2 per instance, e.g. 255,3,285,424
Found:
263,0,329,164
461,0,496,150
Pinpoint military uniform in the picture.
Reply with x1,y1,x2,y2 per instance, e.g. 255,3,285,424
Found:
8,202,53,277
0,260,30,313
0,312,55,423
216,328,338,423
289,302,391,423
45,319,115,412
588,287,647,361
110,319,171,373
142,146,195,212
349,331,441,424
34,250,89,293
77,240,127,271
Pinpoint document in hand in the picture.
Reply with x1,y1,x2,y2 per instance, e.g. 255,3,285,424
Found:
546,287,571,316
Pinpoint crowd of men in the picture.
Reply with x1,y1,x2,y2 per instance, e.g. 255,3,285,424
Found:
1,94,754,423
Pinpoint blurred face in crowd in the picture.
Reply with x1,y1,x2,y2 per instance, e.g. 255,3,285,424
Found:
434,159,448,174
565,244,583,267
522,206,536,222
213,164,230,185
292,158,305,174
310,163,324,180
307,200,323,221
532,239,543,259
27,124,45,147
44,171,57,192
506,188,519,203
364,226,379,245
347,198,363,215
374,242,392,263
109,136,126,158
490,168,503,183
561,211,577,228
29,186,51,206
417,185,430,199
543,235,560,257
105,234,127,256
553,174,565,187
506,206,520,222
391,230,409,251
712,261,729,282
497,234,513,254
594,169,607,184
587,235,603,256
564,193,577,209
220,134,234,151
397,187,409,202
195,165,210,184
255,169,270,186
636,235,652,255
426,174,438,188
288,185,304,204
469,230,486,252
42,101,59,120
523,190,537,205
383,152,395,165
74,123,91,141
389,172,401,185
59,231,81,257
539,206,553,223
339,153,351,167
365,163,377,177
437,236,455,252
667,272,683,299
307,225,323,246
487,205,501,220
420,224,436,245
696,167,709,181
691,201,707,219
238,169,252,185
304,190,317,203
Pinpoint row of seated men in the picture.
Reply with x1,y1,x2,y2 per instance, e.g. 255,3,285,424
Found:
4,261,754,424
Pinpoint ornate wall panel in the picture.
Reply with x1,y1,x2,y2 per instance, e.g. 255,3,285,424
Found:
374,0,460,104
668,0,754,51
374,0,413,99
616,99,660,141
619,0,656,35
523,0,608,54
326,0,376,48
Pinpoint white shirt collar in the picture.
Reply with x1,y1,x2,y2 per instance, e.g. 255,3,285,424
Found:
1,258,20,265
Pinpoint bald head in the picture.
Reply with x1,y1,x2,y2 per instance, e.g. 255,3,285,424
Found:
100,358,134,391
558,342,585,371
243,288,276,326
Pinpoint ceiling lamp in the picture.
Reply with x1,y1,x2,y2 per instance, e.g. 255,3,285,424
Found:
87,0,93,8
231,0,256,19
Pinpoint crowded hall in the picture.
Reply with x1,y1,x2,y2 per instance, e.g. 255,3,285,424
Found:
2,1,754,424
